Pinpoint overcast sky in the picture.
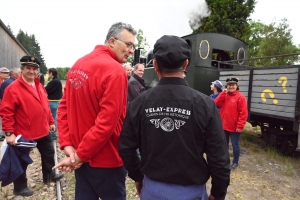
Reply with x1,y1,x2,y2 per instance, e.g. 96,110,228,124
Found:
1,0,299,68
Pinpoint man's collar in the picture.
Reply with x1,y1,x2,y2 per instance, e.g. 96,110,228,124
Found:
158,77,188,86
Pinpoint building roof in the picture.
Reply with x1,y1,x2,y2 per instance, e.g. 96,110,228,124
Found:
0,19,29,55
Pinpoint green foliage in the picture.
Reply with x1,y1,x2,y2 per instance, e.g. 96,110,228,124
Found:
57,67,70,80
246,19,300,66
192,0,256,40
127,29,150,64
136,29,150,57
6,24,14,35
16,29,47,74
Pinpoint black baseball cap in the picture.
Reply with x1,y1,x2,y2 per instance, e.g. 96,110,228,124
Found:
153,35,191,69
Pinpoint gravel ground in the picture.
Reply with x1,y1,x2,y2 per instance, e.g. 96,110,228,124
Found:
1,135,300,200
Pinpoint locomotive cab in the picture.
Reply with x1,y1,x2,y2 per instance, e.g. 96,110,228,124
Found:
142,32,248,95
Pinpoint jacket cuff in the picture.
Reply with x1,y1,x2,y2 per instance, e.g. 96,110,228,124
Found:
211,185,227,200
60,144,73,151
128,170,144,182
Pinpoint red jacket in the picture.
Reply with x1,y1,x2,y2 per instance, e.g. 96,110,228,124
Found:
57,45,128,168
214,90,248,133
0,76,54,140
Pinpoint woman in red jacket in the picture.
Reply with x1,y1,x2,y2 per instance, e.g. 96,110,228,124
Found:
215,78,248,170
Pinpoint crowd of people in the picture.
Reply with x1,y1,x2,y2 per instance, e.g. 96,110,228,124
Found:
0,21,248,200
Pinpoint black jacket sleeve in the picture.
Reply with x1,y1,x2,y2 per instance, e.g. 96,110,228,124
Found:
119,106,144,182
39,74,45,86
128,81,142,101
204,105,230,200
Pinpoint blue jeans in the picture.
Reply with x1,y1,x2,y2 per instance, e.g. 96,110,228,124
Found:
140,176,208,200
74,163,126,200
224,131,240,164
49,101,59,137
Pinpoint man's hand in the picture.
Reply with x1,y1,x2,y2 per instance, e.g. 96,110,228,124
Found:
63,146,76,163
236,128,243,133
53,153,83,173
135,182,143,196
49,124,56,132
6,134,16,146
208,194,215,200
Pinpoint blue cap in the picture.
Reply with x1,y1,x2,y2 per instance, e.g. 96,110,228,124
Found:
212,80,223,89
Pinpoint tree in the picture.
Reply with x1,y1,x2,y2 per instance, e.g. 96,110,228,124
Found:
190,0,256,40
16,30,47,74
127,29,150,64
6,24,14,35
245,20,266,59
246,19,300,66
57,67,70,80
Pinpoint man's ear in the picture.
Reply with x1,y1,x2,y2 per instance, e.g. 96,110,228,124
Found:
153,60,162,80
107,37,116,48
153,60,159,73
182,59,189,71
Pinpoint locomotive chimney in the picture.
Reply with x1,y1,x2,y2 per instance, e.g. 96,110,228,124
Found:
133,48,141,66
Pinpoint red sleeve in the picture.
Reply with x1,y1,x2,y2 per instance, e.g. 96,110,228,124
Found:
76,74,127,162
214,91,226,107
40,85,54,125
57,85,73,150
236,94,248,130
0,88,17,132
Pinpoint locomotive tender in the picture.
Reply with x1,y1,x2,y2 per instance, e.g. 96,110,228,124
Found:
138,32,300,155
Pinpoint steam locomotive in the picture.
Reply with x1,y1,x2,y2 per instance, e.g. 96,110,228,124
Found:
133,32,300,155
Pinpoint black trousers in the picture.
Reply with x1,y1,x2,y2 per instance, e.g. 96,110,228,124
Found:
75,163,127,200
14,134,55,191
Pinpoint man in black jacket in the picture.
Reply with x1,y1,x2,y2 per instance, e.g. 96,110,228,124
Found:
127,63,146,102
45,68,62,139
119,35,230,200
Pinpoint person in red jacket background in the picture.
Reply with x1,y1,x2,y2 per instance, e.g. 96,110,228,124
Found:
0,56,63,197
215,78,248,170
54,22,136,200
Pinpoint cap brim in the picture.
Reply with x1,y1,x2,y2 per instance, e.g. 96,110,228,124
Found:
227,81,237,84
21,62,40,67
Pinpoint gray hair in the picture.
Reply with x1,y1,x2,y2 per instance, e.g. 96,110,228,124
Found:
10,68,20,76
104,22,137,43
123,63,132,68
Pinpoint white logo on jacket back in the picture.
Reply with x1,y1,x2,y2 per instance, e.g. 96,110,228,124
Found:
68,69,89,89
147,106,190,132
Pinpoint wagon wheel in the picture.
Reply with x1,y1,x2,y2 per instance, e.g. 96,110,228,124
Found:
261,127,275,147
279,135,298,155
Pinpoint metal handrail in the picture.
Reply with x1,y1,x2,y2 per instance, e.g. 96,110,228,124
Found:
53,140,62,200
213,52,300,69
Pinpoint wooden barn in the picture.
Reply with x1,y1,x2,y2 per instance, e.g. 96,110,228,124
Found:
0,19,28,69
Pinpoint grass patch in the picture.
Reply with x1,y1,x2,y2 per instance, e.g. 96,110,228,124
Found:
256,157,264,166
281,159,296,176
241,130,300,178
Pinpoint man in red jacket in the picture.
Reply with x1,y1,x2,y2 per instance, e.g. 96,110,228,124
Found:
0,56,64,197
55,22,136,200
215,78,248,170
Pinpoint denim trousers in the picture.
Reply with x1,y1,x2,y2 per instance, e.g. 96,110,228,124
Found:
224,130,241,164
49,101,59,137
140,176,208,200
74,163,126,200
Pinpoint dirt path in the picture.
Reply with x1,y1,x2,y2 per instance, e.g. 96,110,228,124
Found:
125,143,300,200
207,147,300,200
1,138,300,200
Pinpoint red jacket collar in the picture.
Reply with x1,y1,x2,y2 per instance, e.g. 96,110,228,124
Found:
94,45,119,62
18,75,40,86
